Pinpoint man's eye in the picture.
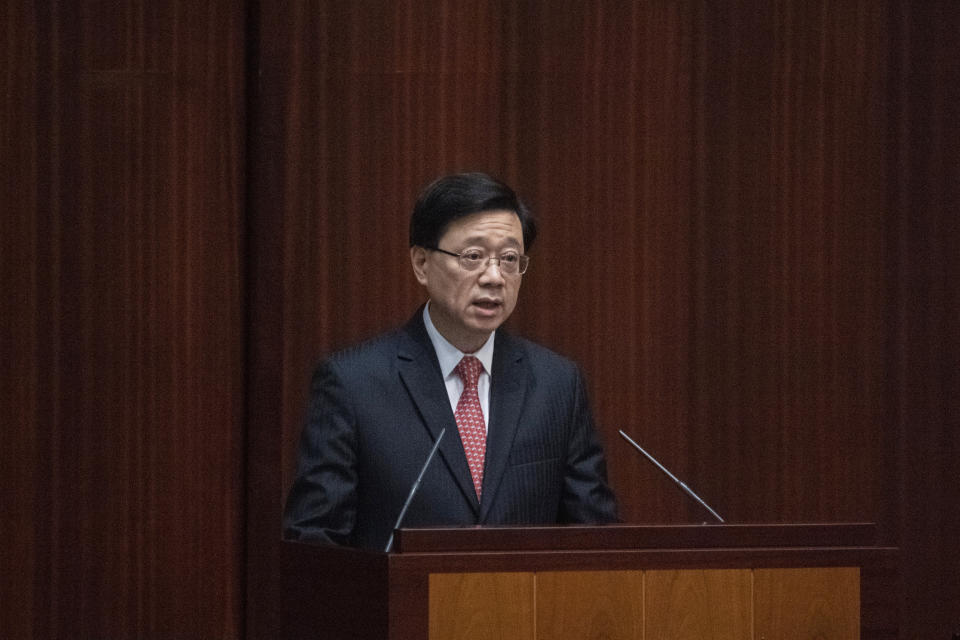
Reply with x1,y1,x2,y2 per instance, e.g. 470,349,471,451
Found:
500,253,519,264
463,251,484,262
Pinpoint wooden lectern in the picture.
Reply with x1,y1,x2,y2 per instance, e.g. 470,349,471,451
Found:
280,523,897,639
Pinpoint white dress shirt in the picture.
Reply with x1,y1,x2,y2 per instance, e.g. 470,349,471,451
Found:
422,302,494,432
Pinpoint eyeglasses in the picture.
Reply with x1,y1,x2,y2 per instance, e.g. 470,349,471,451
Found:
428,247,530,275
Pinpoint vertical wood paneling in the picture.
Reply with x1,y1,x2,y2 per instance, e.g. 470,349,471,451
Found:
2,1,245,638
512,1,699,523
890,1,960,636
687,0,889,524
1,3,39,638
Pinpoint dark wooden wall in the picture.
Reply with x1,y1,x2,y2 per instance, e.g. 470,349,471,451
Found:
891,1,960,635
2,2,245,638
3,1,957,638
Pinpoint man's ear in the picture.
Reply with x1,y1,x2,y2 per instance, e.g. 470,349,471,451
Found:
410,246,429,285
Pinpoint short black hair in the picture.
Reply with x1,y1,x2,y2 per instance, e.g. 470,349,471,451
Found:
409,172,537,251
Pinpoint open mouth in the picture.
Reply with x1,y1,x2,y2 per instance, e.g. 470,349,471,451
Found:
472,299,502,312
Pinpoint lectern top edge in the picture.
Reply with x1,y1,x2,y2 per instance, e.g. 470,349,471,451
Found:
392,522,878,554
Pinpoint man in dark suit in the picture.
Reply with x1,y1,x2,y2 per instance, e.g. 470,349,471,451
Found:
283,172,618,550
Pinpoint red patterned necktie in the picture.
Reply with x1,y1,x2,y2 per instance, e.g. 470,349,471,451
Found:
454,355,486,500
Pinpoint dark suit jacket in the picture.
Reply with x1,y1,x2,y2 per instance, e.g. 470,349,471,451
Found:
283,309,618,550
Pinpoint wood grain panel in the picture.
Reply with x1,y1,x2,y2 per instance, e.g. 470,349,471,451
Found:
890,2,960,636
536,570,643,640
688,0,890,526
644,570,752,640
429,572,535,640
2,1,245,637
1,2,41,638
510,1,701,524
754,567,860,639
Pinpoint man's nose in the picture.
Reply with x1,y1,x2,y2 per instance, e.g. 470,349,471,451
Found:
478,258,506,282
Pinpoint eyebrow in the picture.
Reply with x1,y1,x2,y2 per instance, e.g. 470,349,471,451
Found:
460,236,522,249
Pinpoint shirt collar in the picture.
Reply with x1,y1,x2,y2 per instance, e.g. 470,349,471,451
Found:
423,302,495,378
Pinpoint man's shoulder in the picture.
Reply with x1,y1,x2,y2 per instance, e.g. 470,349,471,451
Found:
500,332,580,374
324,327,407,369
319,311,433,376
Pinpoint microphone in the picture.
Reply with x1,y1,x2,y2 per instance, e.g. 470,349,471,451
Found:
384,428,446,553
618,429,725,523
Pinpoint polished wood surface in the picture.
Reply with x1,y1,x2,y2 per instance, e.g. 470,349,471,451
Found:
429,572,535,640
755,567,860,639
4,1,957,638
428,567,858,640
536,571,643,640
644,570,752,640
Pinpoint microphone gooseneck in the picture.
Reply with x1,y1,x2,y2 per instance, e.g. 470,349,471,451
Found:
384,428,447,553
618,429,725,523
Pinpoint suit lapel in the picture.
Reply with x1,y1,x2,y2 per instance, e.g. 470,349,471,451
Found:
396,311,480,513
478,330,528,521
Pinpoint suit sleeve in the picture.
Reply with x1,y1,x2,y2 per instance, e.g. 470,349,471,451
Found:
559,365,620,524
282,360,358,545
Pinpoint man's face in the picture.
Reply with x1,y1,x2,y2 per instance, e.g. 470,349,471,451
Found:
411,210,525,353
